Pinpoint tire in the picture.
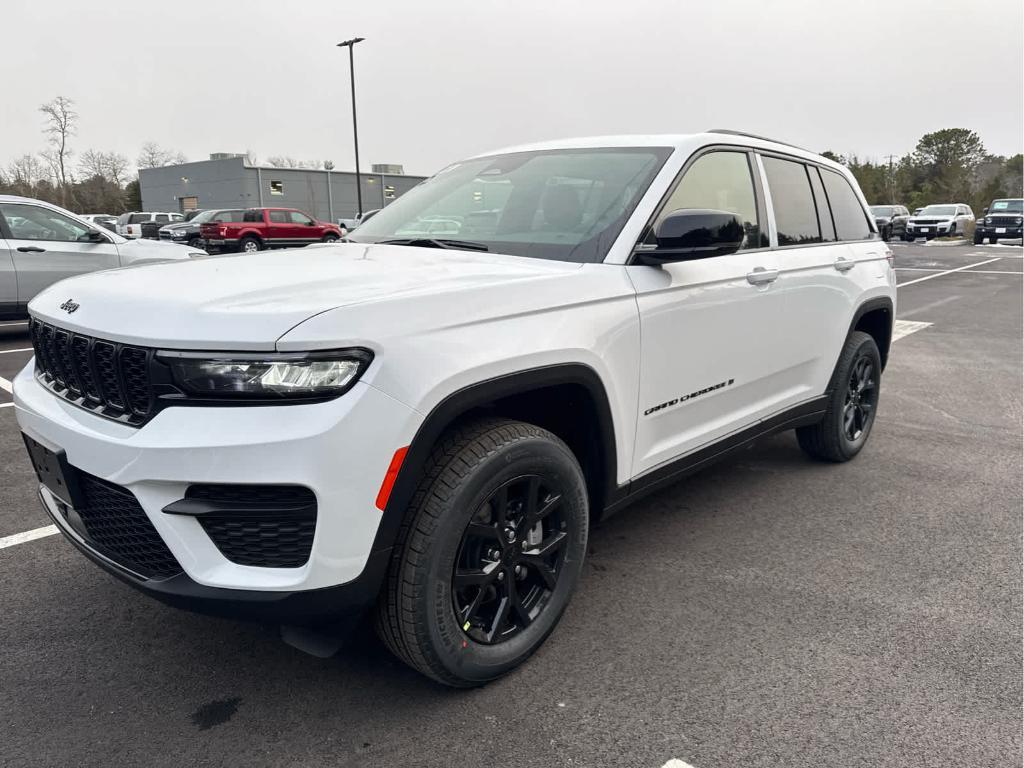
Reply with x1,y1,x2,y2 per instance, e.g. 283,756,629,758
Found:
321,233,340,243
973,232,984,245
949,224,957,237
187,237,205,250
796,331,881,463
990,237,1000,245
238,236,262,253
375,418,589,687
881,226,891,242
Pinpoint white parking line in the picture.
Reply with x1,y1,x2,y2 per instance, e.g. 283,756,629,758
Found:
0,403,13,409
661,761,698,768
897,258,1002,287
896,267,1021,275
0,525,58,550
891,320,933,341
0,347,32,354
0,376,12,393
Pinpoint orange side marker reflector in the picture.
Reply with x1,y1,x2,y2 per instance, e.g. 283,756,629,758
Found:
375,446,409,511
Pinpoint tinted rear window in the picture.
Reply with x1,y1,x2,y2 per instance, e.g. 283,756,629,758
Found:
821,170,871,240
762,157,820,245
129,213,150,224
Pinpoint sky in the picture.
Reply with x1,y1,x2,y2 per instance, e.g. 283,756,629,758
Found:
4,0,1022,177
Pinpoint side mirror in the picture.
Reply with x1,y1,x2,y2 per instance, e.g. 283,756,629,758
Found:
982,207,989,215
81,229,107,243
634,209,745,265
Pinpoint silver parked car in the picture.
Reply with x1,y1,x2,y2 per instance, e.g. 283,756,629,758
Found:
0,196,206,320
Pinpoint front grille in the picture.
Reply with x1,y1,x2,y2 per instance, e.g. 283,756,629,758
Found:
912,219,942,225
988,215,1021,227
186,485,317,568
31,319,153,425
75,472,182,580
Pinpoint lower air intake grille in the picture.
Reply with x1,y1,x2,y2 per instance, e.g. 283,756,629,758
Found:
76,473,183,580
186,485,318,568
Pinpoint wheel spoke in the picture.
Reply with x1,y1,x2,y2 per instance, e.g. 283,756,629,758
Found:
460,584,488,624
454,562,499,590
485,596,511,642
523,493,562,531
508,579,533,628
525,530,567,558
491,486,508,526
521,555,558,590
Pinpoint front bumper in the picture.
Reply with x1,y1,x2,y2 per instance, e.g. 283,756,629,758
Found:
975,225,1023,238
14,359,419,617
905,224,954,237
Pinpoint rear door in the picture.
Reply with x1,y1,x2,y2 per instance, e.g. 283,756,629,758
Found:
774,160,883,394
0,223,16,317
0,202,121,306
266,209,291,245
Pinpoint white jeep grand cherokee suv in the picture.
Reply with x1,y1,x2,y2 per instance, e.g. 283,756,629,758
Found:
14,131,895,686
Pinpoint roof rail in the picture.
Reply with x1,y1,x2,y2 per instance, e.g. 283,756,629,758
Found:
706,128,812,153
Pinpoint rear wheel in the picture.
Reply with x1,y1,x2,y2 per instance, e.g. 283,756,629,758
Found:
797,331,881,462
376,418,588,687
238,236,262,253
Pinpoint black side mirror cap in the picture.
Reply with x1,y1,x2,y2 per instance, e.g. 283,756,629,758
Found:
634,209,746,265
82,229,107,243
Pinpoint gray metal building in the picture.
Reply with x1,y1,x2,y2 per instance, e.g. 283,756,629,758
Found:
139,155,426,222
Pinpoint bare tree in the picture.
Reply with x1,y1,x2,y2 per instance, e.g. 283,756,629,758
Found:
6,153,48,196
137,142,188,169
39,96,77,204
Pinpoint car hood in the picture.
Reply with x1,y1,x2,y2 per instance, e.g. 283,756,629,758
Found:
908,215,954,222
27,243,584,351
159,221,194,232
115,237,202,264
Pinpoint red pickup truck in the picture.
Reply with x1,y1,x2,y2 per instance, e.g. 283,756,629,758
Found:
200,207,344,253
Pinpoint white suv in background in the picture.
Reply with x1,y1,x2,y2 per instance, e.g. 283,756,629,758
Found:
0,196,205,320
15,131,895,687
116,211,184,239
904,203,975,240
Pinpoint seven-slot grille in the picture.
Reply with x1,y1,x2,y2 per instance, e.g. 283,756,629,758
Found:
30,318,153,425
989,215,1022,226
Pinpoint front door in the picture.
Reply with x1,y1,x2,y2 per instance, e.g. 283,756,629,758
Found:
0,202,121,306
627,148,795,477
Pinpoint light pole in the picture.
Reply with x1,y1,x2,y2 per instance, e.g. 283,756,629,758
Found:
337,37,365,218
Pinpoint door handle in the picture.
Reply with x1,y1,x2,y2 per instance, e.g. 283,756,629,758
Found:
746,267,779,285
833,256,856,272
17,246,46,253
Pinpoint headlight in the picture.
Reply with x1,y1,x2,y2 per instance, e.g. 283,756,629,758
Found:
157,349,372,399
1016,217,1023,225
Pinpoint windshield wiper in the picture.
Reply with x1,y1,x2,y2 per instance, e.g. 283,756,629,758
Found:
378,238,489,252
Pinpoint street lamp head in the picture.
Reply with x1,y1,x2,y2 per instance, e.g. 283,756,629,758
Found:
337,37,365,48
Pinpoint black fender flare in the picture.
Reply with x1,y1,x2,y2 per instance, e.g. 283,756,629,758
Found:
847,296,894,370
370,363,619,555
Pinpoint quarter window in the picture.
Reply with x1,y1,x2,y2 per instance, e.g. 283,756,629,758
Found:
820,170,872,241
762,157,820,245
654,150,765,250
0,203,92,242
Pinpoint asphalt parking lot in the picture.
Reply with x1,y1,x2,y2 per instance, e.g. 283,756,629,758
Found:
1,241,1021,768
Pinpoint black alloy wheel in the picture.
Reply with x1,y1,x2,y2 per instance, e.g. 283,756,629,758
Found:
453,475,568,644
843,355,877,441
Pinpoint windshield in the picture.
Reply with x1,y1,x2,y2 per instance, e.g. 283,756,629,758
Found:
919,205,957,216
990,199,1023,213
348,147,672,263
870,206,895,216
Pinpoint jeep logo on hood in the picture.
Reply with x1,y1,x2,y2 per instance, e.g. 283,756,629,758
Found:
59,299,80,314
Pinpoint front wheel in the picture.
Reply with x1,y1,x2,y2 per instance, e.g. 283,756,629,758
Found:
797,331,881,462
973,232,984,245
187,237,205,250
376,418,589,687
321,233,340,243
990,237,1000,245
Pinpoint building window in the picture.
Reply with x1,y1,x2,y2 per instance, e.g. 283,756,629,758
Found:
384,185,395,200
270,180,284,195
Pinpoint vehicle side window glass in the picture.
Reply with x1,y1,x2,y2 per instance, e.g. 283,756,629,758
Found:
821,170,872,241
269,210,289,224
807,166,836,242
653,150,765,250
0,203,91,242
154,214,169,223
224,211,245,223
129,213,150,224
243,210,262,222
288,211,314,225
762,156,820,245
